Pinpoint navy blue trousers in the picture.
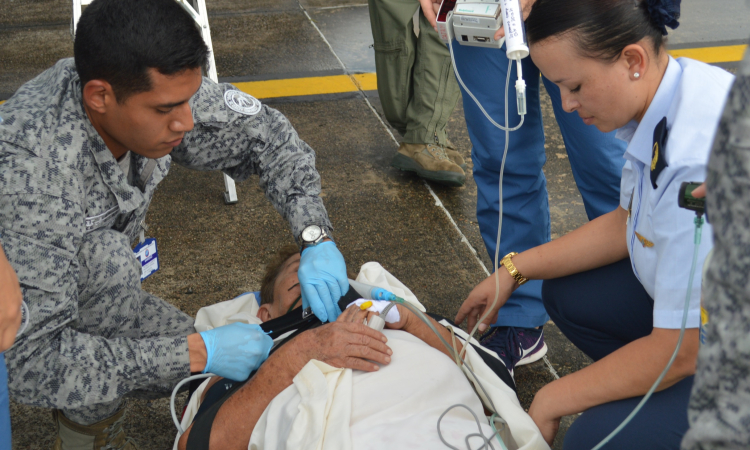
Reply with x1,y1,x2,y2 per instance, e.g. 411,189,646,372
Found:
542,259,692,450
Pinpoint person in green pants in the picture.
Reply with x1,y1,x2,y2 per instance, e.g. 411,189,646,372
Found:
367,0,466,187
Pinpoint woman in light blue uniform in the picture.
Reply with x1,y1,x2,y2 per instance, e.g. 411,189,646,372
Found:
455,0,734,448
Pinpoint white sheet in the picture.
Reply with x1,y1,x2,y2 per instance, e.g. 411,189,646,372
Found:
178,264,548,450
248,330,547,450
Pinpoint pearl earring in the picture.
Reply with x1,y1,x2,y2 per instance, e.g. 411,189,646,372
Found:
634,72,640,79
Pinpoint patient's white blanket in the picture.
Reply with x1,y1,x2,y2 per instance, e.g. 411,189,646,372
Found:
246,330,547,450
179,263,548,450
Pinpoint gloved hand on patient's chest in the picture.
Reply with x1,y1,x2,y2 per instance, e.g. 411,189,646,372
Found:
298,241,349,323
199,322,273,381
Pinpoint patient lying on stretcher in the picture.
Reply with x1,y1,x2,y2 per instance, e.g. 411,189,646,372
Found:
176,246,547,450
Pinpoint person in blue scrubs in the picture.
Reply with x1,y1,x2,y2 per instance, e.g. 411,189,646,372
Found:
0,241,23,449
419,0,627,371
456,0,733,447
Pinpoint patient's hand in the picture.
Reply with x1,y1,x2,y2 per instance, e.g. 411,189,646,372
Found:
288,319,392,372
337,304,380,325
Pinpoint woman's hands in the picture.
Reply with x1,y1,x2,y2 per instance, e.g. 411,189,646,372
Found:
528,386,561,445
455,269,517,332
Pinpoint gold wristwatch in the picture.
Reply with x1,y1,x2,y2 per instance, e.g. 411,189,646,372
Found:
500,252,528,286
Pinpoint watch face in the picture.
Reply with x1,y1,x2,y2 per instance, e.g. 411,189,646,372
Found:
302,225,322,243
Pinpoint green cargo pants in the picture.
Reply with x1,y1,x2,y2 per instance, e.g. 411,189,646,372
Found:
367,0,460,146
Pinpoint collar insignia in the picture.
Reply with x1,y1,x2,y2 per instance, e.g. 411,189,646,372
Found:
651,116,669,189
635,231,654,248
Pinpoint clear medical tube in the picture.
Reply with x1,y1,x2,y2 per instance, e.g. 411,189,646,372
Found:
448,39,525,133
459,60,516,360
447,7,528,356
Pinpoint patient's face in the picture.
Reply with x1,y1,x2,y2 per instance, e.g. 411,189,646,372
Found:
258,253,302,322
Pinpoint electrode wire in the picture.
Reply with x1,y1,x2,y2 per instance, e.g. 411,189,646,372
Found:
171,373,216,435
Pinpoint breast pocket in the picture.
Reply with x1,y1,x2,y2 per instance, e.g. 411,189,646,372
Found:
0,229,74,293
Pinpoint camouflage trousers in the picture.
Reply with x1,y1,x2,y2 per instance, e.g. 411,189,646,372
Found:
10,230,195,426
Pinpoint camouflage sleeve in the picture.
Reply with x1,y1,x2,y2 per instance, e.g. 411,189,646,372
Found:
682,49,750,449
6,282,191,411
0,145,191,409
171,79,332,240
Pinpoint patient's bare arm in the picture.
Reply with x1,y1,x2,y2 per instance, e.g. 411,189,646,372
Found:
177,318,392,450
386,305,464,361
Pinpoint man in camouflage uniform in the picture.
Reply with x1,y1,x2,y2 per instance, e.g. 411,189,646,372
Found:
0,0,356,447
681,44,750,450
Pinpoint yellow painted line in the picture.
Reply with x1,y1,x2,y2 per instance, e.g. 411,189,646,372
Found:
232,44,745,99
0,46,743,104
351,73,378,91
669,44,747,64
232,73,377,99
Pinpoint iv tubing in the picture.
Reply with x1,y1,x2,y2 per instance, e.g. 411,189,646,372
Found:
448,39,525,133
458,58,516,359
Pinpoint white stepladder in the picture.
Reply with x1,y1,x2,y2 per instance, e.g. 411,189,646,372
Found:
72,0,239,205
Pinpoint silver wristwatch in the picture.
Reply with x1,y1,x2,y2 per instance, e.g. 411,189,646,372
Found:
299,225,330,250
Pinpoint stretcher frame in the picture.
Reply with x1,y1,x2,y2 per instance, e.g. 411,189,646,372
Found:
71,0,239,205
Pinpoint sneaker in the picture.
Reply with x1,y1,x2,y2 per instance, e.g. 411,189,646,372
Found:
479,326,547,376
445,139,467,169
391,143,466,187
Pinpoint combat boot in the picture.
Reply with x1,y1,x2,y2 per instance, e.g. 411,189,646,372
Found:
445,139,467,169
391,143,466,187
52,409,139,450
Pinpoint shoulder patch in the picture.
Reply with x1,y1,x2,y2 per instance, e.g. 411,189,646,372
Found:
651,116,669,189
224,90,262,116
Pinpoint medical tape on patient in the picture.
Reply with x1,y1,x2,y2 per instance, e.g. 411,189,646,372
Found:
346,299,400,323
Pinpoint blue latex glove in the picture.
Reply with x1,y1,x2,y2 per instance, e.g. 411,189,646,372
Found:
298,241,348,322
199,323,273,381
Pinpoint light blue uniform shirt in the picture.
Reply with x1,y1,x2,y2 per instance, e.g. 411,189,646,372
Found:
616,57,734,329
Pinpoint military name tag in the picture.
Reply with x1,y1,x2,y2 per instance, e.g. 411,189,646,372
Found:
85,206,119,232
224,90,261,116
133,238,159,281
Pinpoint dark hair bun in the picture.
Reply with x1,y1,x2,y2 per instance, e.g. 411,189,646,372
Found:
643,0,681,36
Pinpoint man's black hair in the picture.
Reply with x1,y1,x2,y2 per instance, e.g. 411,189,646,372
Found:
74,0,209,103
526,0,669,61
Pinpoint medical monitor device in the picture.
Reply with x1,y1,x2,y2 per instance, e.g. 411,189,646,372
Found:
437,0,529,59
